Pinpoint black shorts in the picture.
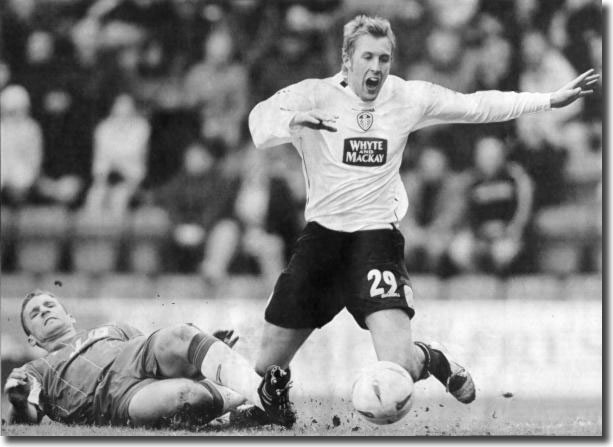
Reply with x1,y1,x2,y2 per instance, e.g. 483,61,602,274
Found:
265,222,415,330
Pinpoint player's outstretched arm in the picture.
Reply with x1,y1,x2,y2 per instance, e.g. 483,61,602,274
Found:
249,80,318,149
290,110,338,132
414,68,600,130
4,367,41,424
550,69,600,109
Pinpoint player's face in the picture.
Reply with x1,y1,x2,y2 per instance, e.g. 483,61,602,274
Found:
344,34,392,102
23,294,75,346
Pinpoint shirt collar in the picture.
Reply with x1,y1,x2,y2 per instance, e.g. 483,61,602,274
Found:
331,71,391,108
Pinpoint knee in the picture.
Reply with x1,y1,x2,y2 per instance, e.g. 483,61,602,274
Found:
172,381,211,411
154,324,199,357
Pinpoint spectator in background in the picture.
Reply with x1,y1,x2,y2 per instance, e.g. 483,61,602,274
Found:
14,30,68,120
515,29,579,208
232,146,302,284
517,29,580,151
155,139,239,277
427,0,479,30
0,85,42,207
1,0,36,76
250,28,329,105
399,146,465,275
85,93,150,218
407,28,479,94
449,136,534,276
183,26,248,149
14,30,88,209
475,34,516,92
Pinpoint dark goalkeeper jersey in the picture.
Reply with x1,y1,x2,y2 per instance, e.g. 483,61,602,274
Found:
22,323,143,424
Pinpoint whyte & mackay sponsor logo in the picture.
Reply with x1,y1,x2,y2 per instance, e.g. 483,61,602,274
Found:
343,138,388,166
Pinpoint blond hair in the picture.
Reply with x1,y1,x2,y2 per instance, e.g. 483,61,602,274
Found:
342,15,396,59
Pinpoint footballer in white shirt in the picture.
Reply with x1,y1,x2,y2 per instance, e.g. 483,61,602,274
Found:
248,15,599,426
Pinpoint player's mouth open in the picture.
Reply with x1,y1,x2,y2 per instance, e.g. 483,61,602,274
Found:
365,77,380,89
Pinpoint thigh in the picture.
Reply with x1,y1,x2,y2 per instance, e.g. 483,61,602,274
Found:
255,321,314,374
344,228,415,329
265,222,345,329
128,378,222,427
147,324,202,378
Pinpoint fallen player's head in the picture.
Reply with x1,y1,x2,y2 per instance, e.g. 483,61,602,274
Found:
21,290,77,350
342,15,395,102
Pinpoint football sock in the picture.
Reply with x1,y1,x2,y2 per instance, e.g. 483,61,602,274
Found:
199,379,225,417
201,380,247,414
188,334,264,411
414,342,451,385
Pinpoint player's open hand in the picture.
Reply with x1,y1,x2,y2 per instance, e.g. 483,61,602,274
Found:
290,110,339,132
4,367,30,406
550,69,600,109
213,329,239,348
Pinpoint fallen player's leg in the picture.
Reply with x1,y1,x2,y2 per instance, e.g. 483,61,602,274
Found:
146,323,294,426
127,378,235,427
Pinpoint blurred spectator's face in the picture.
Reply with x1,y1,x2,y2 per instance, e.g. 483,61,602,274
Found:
426,29,460,67
110,94,136,117
344,34,392,102
184,145,214,175
279,35,307,61
142,40,164,69
0,85,30,118
521,32,548,68
26,31,54,64
118,46,140,72
205,30,233,64
515,0,538,23
9,0,35,20
479,36,512,83
71,18,99,64
418,147,448,182
475,138,506,177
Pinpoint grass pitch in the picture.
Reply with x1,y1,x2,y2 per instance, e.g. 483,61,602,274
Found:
1,396,601,437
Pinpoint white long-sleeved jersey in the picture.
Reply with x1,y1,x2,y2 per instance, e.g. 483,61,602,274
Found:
249,73,551,232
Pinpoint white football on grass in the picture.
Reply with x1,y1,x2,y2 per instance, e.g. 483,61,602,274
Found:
352,360,414,425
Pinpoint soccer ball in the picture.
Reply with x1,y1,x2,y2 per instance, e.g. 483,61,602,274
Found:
351,361,414,425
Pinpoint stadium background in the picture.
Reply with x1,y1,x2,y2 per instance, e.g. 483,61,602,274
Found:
0,0,602,435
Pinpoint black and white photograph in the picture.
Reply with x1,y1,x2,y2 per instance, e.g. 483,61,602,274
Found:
0,0,604,438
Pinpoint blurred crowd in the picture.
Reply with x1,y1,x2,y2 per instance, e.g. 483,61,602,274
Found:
0,0,602,281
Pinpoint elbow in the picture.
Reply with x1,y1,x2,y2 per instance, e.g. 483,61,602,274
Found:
248,107,263,148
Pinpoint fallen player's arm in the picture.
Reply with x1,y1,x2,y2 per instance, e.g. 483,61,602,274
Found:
4,368,42,424
7,401,41,425
415,69,600,130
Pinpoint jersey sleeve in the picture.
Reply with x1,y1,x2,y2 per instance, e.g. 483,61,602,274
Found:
249,80,315,149
22,362,46,415
412,81,552,131
111,322,144,339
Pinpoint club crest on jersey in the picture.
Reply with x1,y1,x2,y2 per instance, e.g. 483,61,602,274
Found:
356,111,373,131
